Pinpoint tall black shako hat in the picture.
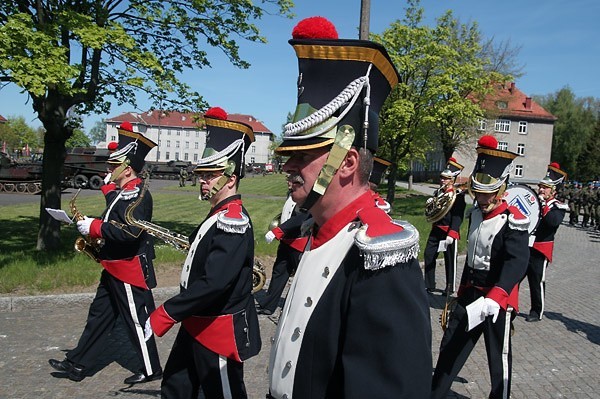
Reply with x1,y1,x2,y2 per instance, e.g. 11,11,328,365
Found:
276,16,399,154
539,162,567,188
370,156,392,186
107,121,157,172
440,157,464,179
194,107,254,178
470,135,518,194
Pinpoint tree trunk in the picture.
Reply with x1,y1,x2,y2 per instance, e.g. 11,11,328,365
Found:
386,163,397,205
37,126,66,250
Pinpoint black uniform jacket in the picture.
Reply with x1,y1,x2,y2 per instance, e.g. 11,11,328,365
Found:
269,191,432,399
531,198,567,262
432,188,466,240
89,178,156,289
151,195,261,362
459,201,530,311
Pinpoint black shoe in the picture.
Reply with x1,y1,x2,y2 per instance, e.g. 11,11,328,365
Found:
257,308,274,315
426,288,435,294
526,312,541,322
68,365,86,382
48,358,73,373
123,369,163,385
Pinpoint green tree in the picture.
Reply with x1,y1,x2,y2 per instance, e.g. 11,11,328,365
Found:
372,0,509,203
0,115,41,154
88,120,106,145
534,87,598,178
66,128,92,148
574,117,600,181
0,0,293,250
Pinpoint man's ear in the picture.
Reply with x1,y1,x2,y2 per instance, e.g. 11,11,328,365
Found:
339,148,360,178
227,173,238,189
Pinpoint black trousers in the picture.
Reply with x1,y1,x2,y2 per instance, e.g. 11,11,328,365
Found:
67,270,161,376
526,250,548,318
424,229,458,292
161,327,247,399
257,243,300,313
431,289,514,399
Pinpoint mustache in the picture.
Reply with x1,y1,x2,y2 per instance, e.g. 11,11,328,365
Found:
287,174,305,185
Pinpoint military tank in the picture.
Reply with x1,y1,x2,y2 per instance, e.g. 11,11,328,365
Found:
0,152,44,193
63,147,111,189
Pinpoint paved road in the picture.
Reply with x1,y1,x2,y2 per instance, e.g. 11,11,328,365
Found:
1,220,599,398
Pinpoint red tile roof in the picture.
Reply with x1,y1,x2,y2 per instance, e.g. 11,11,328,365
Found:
107,110,273,134
0,115,7,123
479,82,556,122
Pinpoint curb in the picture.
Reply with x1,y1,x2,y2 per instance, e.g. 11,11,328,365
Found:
0,286,180,312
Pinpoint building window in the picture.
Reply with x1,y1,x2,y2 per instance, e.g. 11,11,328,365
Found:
494,119,511,133
193,154,198,162
184,153,189,161
176,130,181,136
186,131,190,137
158,139,162,146
166,140,171,148
185,141,189,149
196,132,200,138
175,152,179,160
110,135,116,141
194,142,199,149
514,164,523,177
517,143,525,155
478,119,487,131
498,141,509,151
251,145,255,153
518,121,528,134
176,141,180,148
250,157,255,163
166,151,170,159
166,129,171,136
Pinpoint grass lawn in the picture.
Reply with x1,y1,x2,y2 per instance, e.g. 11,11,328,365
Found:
0,174,469,295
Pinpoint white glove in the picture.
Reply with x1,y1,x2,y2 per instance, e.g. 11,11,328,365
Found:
144,318,153,342
265,230,276,243
76,217,94,236
445,236,455,246
481,297,501,323
103,173,112,184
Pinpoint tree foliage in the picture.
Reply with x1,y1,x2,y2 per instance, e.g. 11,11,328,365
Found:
534,87,599,180
66,128,91,148
0,0,293,250
88,119,106,145
0,115,42,153
372,0,510,203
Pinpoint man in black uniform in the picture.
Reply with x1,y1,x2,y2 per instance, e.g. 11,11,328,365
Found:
147,107,261,399
49,122,162,384
267,16,431,398
423,157,466,295
431,135,530,399
525,162,568,322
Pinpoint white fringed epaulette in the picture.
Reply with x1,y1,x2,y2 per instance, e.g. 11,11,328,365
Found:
121,186,140,200
508,213,530,231
217,211,250,234
554,202,569,211
354,220,420,271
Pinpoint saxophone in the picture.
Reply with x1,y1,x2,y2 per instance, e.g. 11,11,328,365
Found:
70,189,104,262
122,178,267,293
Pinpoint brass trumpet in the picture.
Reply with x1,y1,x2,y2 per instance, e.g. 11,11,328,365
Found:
424,182,468,223
70,189,104,262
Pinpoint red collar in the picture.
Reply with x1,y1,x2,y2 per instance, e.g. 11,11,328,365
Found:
122,177,142,190
209,195,243,217
482,201,508,220
312,191,374,249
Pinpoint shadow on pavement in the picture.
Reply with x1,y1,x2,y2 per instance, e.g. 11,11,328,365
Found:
544,311,600,345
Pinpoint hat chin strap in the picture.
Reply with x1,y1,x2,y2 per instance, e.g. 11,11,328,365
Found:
299,125,355,212
109,158,131,183
201,161,236,201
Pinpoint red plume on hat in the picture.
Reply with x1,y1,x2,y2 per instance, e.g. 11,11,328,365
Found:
107,142,118,151
119,121,133,132
549,161,560,169
477,135,498,149
292,16,338,39
205,107,227,120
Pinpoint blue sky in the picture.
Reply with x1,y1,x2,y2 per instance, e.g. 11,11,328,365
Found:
1,0,599,137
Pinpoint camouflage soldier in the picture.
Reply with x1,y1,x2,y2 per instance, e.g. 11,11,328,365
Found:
572,184,582,225
581,183,593,227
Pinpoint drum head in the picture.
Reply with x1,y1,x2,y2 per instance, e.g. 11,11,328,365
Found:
504,184,541,234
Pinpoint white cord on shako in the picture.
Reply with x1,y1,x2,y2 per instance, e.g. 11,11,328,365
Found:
284,64,373,140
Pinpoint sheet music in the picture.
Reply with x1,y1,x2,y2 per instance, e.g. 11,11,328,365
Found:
45,208,73,224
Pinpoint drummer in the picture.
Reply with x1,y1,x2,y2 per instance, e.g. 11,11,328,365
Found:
524,162,568,322
431,135,530,399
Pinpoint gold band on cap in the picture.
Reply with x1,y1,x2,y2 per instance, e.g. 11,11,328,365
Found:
118,128,156,149
205,118,255,142
293,44,398,88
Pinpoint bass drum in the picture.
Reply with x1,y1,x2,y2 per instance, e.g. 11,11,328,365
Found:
504,184,541,234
